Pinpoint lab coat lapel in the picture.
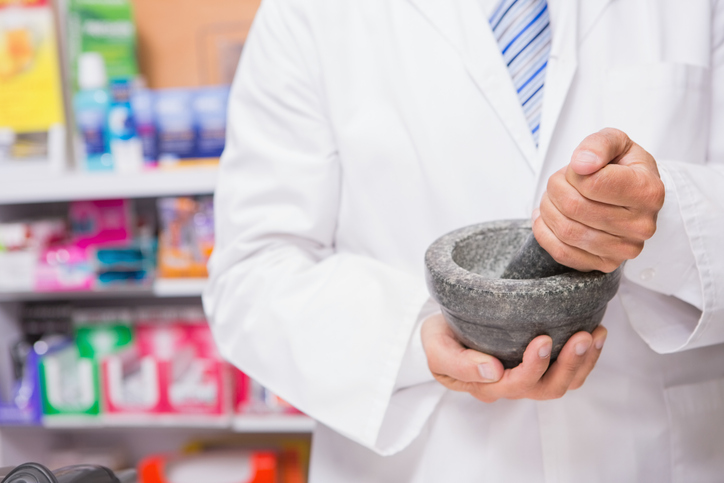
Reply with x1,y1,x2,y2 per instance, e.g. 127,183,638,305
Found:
405,0,539,172
537,0,615,173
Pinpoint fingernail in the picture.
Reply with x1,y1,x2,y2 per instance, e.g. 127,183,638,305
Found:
575,340,591,356
478,363,496,381
575,151,599,166
595,335,607,350
538,344,552,359
531,208,541,223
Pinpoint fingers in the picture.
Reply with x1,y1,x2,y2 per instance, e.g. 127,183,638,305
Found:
533,331,593,399
422,314,504,387
473,335,553,401
565,128,664,211
422,315,606,403
566,163,663,210
545,168,640,237
569,128,633,176
539,191,643,262
533,213,620,272
569,326,607,390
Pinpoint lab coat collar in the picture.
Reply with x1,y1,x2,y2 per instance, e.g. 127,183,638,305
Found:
405,0,615,175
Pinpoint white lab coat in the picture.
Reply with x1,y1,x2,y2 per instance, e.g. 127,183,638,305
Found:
204,0,724,481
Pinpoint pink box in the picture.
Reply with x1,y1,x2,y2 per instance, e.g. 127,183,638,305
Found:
34,243,94,292
102,316,230,418
69,199,133,249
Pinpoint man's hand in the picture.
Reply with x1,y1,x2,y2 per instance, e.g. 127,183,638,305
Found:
421,314,607,402
534,128,665,273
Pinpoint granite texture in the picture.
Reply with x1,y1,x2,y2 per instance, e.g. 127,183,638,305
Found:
502,232,572,279
425,219,622,369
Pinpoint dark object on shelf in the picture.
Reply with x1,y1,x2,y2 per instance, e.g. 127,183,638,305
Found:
0,463,136,483
501,232,572,279
425,220,622,368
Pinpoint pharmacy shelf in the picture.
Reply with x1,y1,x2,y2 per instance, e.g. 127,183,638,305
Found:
0,167,218,205
153,278,207,297
232,415,316,433
0,279,207,302
4,415,315,433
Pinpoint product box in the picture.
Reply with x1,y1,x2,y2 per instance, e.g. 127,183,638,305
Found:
138,451,277,483
0,343,43,425
69,199,134,249
34,243,94,292
67,0,138,92
102,308,230,420
39,310,134,421
154,86,230,164
233,370,301,416
92,242,155,288
131,0,260,88
0,219,66,292
0,0,66,174
157,197,214,279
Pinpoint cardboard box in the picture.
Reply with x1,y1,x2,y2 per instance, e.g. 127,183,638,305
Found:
131,0,261,88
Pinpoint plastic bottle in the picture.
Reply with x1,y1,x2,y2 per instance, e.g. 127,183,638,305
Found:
108,78,144,172
73,52,113,171
130,78,158,168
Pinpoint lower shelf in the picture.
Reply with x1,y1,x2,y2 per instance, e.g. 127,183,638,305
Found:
2,414,315,433
0,278,208,302
232,414,316,433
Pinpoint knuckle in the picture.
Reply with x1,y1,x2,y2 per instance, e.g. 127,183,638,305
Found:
624,241,644,260
601,128,630,150
556,222,583,246
543,385,567,400
585,170,613,196
599,259,620,273
471,386,497,403
639,219,657,240
559,195,583,220
547,171,565,193
426,345,445,373
547,244,570,265
646,179,666,209
582,132,609,155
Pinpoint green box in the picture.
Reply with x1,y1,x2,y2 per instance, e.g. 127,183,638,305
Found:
39,317,133,419
68,0,139,90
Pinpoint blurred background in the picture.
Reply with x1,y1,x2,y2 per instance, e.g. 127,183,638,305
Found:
0,0,311,481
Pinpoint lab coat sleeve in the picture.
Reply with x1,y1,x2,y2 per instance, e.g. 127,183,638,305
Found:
203,0,442,455
619,6,724,354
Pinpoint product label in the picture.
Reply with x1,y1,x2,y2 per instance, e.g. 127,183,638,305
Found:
76,108,106,155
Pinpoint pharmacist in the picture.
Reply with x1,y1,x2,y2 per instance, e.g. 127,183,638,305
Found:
204,0,724,481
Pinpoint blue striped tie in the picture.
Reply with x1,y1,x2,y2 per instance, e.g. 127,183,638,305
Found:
490,0,551,146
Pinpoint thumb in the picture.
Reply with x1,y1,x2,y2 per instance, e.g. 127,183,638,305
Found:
569,128,633,176
465,349,505,383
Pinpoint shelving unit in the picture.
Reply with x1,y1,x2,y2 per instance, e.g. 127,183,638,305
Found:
22,414,315,433
0,165,315,468
0,166,219,205
0,278,207,302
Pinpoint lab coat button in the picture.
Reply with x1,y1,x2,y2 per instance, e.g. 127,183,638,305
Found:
640,268,655,281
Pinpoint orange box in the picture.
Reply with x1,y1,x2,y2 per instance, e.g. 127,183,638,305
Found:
131,0,261,88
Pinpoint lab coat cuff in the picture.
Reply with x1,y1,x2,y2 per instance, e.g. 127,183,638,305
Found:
394,297,441,391
623,163,702,308
622,161,724,353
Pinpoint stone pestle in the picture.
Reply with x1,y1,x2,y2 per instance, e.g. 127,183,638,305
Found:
501,232,572,279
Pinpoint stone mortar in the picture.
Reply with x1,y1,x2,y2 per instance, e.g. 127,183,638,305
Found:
425,219,622,369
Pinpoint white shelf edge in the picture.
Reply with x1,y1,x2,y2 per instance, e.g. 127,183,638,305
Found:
153,278,207,297
232,415,316,433
2,415,315,433
0,279,207,302
0,167,218,205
